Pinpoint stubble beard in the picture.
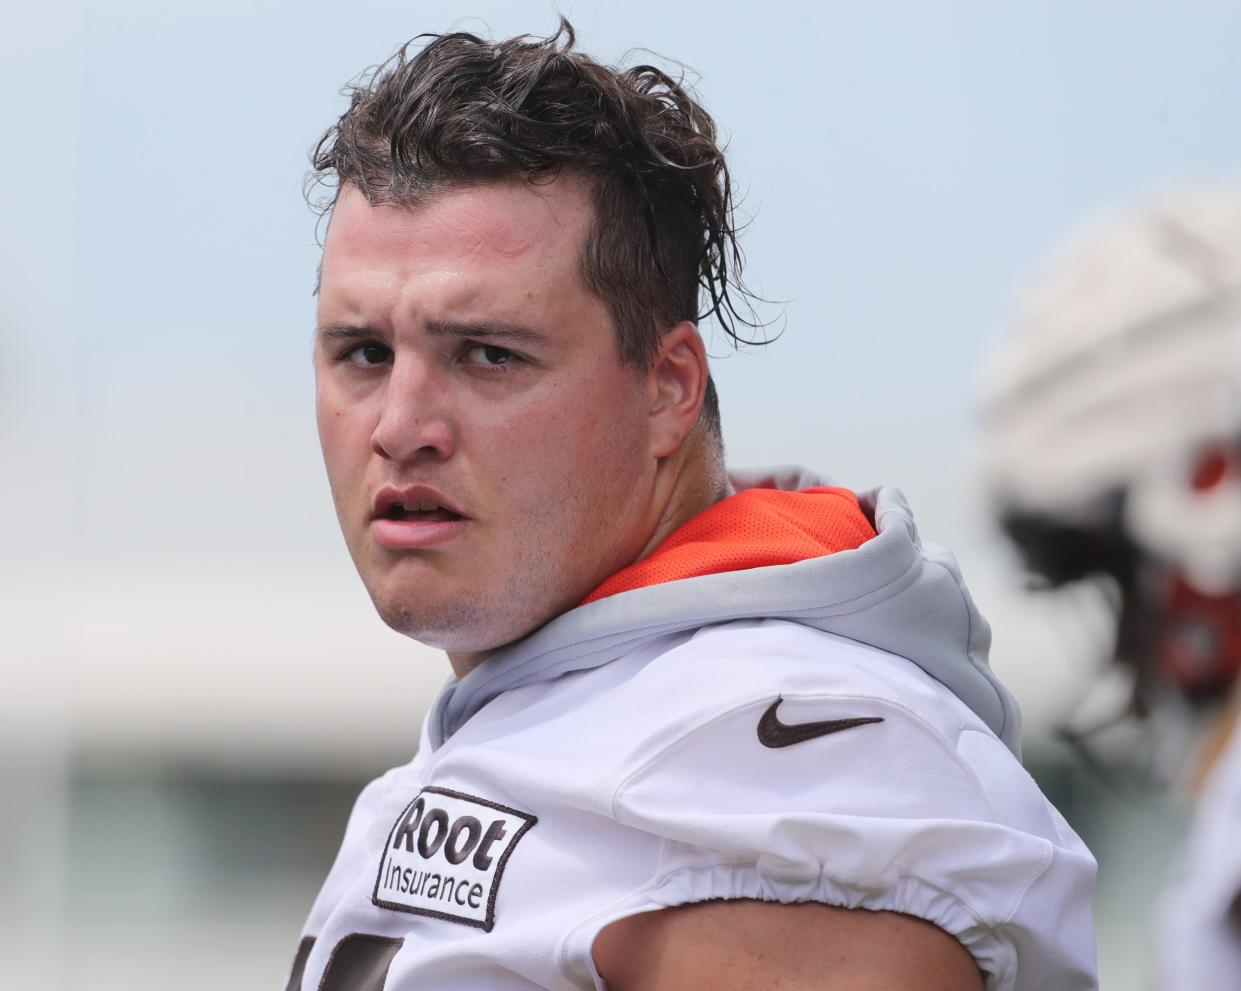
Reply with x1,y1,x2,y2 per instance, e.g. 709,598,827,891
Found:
362,529,577,655
360,480,648,657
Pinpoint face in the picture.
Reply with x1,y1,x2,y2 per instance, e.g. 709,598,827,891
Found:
314,178,663,661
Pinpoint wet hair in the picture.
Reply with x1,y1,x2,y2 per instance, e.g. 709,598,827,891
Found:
309,18,769,438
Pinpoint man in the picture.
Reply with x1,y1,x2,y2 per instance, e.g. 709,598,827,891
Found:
289,20,1097,990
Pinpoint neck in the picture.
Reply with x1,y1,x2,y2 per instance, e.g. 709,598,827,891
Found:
447,433,728,680
633,435,730,564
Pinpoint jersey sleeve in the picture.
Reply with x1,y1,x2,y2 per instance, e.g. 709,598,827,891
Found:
592,692,1097,991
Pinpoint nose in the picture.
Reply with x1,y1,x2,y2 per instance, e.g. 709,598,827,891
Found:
370,354,455,464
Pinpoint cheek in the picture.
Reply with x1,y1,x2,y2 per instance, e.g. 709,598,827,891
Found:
315,390,370,483
536,380,629,451
503,379,647,496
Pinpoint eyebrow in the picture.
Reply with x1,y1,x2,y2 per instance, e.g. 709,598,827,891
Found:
425,319,552,347
316,325,375,344
315,320,552,347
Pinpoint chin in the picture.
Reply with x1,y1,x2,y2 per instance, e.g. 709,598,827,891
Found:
370,590,545,655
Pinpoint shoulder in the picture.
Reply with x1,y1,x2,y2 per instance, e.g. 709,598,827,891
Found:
602,619,1019,798
629,618,985,731
606,618,1064,840
562,619,1097,990
593,618,978,725
519,618,1065,837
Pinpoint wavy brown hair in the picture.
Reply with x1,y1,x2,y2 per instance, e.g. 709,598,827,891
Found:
309,18,768,435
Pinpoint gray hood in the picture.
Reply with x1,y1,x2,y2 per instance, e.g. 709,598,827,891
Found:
427,467,1022,756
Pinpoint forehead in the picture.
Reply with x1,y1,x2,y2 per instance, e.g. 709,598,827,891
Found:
320,176,596,287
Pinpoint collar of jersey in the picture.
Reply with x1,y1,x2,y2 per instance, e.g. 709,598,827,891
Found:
578,485,876,605
426,466,1023,757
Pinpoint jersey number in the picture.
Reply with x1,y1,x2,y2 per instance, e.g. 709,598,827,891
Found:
285,933,403,991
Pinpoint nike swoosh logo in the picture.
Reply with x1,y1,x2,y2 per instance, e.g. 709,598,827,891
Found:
757,696,884,748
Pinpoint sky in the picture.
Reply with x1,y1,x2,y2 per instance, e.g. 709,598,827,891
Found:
4,0,1241,749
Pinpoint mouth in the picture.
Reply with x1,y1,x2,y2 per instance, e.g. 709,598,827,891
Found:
370,489,471,550
382,500,467,524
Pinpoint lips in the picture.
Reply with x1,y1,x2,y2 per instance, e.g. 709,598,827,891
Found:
372,485,469,522
370,485,471,550
383,501,463,523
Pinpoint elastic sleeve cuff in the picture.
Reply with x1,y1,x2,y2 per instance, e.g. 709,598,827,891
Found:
559,857,1023,991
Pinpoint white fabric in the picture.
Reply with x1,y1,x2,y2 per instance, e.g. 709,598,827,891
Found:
1158,722,1241,989
293,620,1097,990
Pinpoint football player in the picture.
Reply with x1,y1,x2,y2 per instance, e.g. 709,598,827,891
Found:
979,184,1241,988
288,20,1097,990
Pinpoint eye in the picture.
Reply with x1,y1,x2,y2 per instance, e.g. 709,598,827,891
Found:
340,342,392,367
462,343,517,369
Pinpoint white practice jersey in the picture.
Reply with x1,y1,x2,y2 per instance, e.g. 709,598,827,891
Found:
288,471,1098,990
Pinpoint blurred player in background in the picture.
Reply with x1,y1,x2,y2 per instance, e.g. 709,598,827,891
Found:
290,20,1097,990
980,185,1241,989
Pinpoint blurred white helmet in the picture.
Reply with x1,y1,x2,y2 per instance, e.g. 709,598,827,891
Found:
981,184,1241,706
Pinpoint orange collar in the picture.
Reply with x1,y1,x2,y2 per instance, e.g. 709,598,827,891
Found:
582,487,876,605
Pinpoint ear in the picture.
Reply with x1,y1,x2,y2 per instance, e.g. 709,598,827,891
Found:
647,321,709,459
